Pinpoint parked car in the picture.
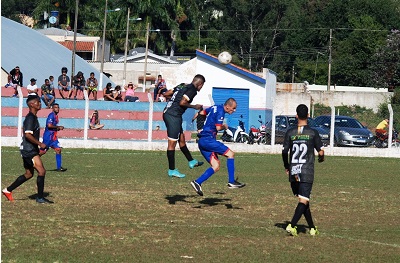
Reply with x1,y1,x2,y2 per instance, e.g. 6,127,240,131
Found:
264,115,329,145
314,115,374,147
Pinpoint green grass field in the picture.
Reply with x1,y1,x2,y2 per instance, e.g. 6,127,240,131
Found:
2,147,400,262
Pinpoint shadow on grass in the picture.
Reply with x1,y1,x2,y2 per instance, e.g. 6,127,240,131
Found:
28,192,51,200
165,194,194,204
165,195,242,209
275,221,309,234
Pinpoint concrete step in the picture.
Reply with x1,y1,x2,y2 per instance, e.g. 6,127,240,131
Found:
1,86,153,102
1,107,164,121
1,127,193,141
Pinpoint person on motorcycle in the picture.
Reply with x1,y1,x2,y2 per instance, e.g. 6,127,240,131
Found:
375,118,389,140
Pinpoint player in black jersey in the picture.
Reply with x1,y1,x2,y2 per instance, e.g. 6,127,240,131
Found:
2,95,53,204
163,74,206,178
282,104,324,236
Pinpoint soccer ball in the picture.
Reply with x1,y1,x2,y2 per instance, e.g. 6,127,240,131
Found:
218,51,232,64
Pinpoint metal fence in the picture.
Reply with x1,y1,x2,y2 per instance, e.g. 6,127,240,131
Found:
267,104,399,149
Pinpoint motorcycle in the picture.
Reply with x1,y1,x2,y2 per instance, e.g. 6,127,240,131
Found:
373,129,400,148
248,115,266,145
221,115,249,143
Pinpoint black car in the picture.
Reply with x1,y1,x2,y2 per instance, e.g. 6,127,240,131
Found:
264,115,329,145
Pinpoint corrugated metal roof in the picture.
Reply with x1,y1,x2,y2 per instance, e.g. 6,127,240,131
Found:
58,41,94,52
1,17,113,87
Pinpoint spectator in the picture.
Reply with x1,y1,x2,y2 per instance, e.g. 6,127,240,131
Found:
40,79,56,108
103,83,118,102
124,82,139,102
113,85,123,102
89,110,105,130
49,76,55,91
8,66,23,97
27,78,38,95
58,67,71,99
154,75,167,102
86,72,98,100
72,71,85,100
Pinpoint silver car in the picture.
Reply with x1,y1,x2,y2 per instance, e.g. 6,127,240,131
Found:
314,115,374,147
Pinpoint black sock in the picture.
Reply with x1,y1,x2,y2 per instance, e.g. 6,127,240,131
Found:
7,175,30,192
37,176,45,199
180,145,193,161
167,150,175,170
291,202,307,226
303,203,315,229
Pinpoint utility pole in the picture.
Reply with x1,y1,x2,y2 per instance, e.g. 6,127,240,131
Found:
71,0,79,81
327,29,332,91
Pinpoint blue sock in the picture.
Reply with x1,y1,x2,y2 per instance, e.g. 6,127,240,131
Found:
196,167,215,185
56,153,62,169
227,158,235,183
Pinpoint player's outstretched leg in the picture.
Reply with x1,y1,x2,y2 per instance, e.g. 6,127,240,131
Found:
225,155,245,188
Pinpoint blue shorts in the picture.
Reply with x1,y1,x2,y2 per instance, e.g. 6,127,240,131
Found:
41,94,54,103
58,85,70,91
198,136,229,163
43,139,61,150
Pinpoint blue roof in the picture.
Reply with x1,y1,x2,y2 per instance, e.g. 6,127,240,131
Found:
1,17,113,87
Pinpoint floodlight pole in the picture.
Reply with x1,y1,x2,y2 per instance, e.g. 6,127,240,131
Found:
71,0,79,79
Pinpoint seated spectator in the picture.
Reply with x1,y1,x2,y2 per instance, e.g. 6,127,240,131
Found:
154,75,167,102
72,71,85,100
124,82,139,102
103,83,118,102
41,79,56,108
113,85,123,101
58,67,71,99
27,78,39,95
89,110,105,130
86,72,98,100
8,66,23,97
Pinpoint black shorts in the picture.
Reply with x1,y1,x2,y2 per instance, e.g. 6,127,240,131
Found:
163,113,183,141
22,155,37,169
291,182,313,201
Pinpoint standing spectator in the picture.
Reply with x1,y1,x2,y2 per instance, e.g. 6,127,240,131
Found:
2,95,53,204
282,104,324,236
89,110,105,130
58,67,71,99
27,78,38,95
154,75,167,102
86,72,98,100
40,103,67,172
162,74,206,178
103,83,118,102
124,82,139,102
190,98,245,196
40,79,56,108
8,66,23,97
72,71,85,100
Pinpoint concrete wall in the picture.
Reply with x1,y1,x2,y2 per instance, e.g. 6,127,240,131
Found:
273,90,392,118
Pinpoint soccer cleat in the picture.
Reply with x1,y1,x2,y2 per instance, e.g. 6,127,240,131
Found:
168,169,186,178
286,224,298,236
190,181,204,196
2,188,14,201
57,167,67,172
36,197,54,204
310,227,319,236
188,159,204,169
227,180,246,188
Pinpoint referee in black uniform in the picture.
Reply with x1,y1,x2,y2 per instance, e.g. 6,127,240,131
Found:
282,104,324,236
163,74,206,178
2,95,53,204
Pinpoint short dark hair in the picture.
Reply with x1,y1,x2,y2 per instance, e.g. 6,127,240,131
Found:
296,104,308,120
26,95,40,106
53,103,59,107
193,74,206,83
224,97,236,106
